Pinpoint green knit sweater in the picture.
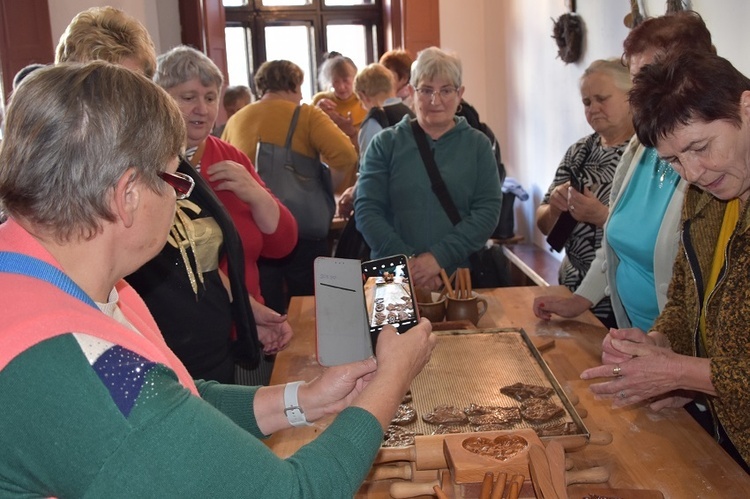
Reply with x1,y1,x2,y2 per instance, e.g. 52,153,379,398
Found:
355,115,502,272
0,334,383,498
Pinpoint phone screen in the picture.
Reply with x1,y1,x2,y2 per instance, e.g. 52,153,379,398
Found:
361,255,419,334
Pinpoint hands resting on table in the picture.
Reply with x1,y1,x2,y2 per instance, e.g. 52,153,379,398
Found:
579,327,715,411
532,295,716,411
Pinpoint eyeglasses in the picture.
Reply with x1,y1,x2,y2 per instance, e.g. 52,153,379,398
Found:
159,170,195,200
415,87,458,101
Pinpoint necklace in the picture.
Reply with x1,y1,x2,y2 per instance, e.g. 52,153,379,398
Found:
650,150,680,189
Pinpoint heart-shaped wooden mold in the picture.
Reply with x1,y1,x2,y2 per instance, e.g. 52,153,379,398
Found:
461,434,529,461
443,428,542,484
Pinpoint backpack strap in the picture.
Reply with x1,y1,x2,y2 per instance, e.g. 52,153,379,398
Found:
410,119,462,225
364,107,390,129
284,105,303,163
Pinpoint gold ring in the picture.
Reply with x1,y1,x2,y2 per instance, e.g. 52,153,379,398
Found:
612,365,621,376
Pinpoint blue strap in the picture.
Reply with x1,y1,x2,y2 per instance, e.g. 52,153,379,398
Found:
0,251,97,309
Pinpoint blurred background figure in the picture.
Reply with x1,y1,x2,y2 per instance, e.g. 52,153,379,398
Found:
334,62,415,261
536,58,634,328
222,59,357,314
355,62,414,160
355,47,501,290
313,53,366,193
213,84,252,137
55,6,157,77
380,49,414,110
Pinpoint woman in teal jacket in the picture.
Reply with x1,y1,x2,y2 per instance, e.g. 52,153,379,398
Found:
355,46,502,290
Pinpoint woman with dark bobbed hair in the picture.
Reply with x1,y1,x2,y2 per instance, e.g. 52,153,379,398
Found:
582,50,750,472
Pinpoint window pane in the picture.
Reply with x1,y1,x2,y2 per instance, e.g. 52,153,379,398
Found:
324,0,372,5
223,0,247,6
225,26,253,89
265,25,315,102
326,24,367,73
261,0,310,6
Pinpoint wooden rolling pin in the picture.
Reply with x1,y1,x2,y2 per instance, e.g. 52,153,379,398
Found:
365,462,440,482
374,434,448,470
388,467,609,498
390,479,440,499
558,430,613,450
567,466,610,485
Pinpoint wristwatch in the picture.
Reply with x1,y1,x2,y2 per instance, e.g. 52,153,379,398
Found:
283,381,312,427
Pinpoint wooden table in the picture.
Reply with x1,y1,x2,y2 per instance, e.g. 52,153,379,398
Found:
267,285,750,498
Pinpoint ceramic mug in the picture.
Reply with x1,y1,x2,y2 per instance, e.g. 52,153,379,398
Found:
445,293,488,325
417,292,446,323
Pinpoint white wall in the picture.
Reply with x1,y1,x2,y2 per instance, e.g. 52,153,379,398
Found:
440,0,750,252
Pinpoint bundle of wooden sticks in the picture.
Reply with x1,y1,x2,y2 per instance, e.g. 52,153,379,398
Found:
438,267,472,299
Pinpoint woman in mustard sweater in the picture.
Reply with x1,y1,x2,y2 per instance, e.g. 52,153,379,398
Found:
223,60,358,313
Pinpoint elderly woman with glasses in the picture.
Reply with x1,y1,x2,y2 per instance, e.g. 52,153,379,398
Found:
355,46,502,290
0,61,437,498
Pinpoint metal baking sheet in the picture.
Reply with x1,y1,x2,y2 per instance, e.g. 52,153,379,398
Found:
387,327,588,444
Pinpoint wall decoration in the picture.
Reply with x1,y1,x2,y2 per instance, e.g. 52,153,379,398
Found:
552,1,584,64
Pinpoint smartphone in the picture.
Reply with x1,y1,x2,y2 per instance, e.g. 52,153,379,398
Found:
361,254,419,335
314,257,372,366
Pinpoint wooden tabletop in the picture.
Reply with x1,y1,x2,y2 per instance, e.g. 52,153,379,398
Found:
266,285,750,498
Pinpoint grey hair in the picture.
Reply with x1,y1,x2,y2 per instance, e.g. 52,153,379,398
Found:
154,45,224,91
410,46,462,88
581,58,632,92
318,55,357,91
0,61,186,242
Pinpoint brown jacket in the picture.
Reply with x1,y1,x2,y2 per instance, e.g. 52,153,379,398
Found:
653,185,750,466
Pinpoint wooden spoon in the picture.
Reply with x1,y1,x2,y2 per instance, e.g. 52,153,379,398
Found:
546,440,569,498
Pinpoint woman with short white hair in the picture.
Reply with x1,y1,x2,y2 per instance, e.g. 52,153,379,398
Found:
355,46,502,290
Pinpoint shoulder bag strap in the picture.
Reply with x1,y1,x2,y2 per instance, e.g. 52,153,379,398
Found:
0,251,97,308
284,105,303,164
410,119,462,226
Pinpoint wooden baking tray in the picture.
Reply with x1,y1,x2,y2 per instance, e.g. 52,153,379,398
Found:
386,328,589,448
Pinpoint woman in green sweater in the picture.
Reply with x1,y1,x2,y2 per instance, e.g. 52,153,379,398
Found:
0,56,435,499
355,46,502,290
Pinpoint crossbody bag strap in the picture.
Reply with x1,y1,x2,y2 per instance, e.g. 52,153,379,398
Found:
410,119,462,225
284,105,303,163
0,251,97,308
